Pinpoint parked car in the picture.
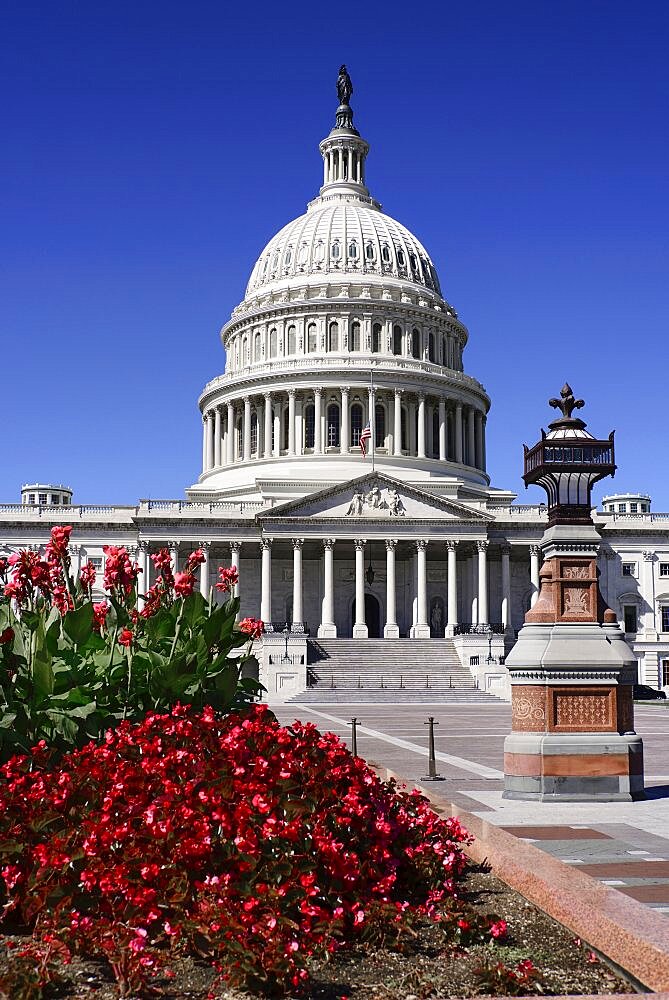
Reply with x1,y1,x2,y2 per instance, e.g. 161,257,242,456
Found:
633,684,667,701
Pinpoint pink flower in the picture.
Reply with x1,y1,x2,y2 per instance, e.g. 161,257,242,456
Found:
215,565,238,593
490,918,507,939
238,617,263,640
173,572,195,597
79,561,97,593
118,628,133,647
92,602,109,633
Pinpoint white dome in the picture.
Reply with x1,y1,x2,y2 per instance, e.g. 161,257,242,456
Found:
246,201,443,299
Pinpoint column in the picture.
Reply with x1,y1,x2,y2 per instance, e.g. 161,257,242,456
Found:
243,396,251,462
264,393,272,458
288,389,296,456
412,540,430,637
368,386,375,458
273,407,281,457
477,539,489,625
226,402,235,465
260,538,272,625
138,540,150,607
169,541,179,578
446,540,458,635
347,147,353,180
199,541,211,598
202,414,208,473
384,539,399,638
470,549,478,625
205,413,214,471
482,415,487,473
314,388,323,455
455,402,463,464
292,538,303,626
501,543,512,632
340,388,349,454
229,541,241,619
394,389,402,456
70,543,82,579
353,539,368,638
213,407,221,468
467,406,475,467
409,398,417,456
475,410,483,471
530,544,541,607
417,394,426,459
318,539,337,638
438,398,446,461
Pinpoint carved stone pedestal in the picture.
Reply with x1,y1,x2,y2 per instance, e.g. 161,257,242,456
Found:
503,525,644,801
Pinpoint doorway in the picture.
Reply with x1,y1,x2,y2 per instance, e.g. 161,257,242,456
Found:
350,593,382,637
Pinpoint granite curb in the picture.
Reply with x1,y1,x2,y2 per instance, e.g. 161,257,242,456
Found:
381,769,669,993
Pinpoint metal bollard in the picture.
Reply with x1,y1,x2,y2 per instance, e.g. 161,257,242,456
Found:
449,675,453,688
330,673,335,688
425,674,430,689
357,675,362,689
348,717,359,757
421,716,445,781
380,675,384,688
400,673,404,689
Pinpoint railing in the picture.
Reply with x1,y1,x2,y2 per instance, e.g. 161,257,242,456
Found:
268,654,304,666
487,504,547,518
454,623,505,635
599,512,669,523
138,499,266,514
0,504,134,518
263,621,308,635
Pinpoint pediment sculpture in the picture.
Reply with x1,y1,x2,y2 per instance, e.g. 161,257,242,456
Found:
346,486,405,517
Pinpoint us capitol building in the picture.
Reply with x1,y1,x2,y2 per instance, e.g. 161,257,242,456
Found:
3,70,669,700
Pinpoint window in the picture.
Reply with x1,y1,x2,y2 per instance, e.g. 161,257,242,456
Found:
393,325,402,355
304,404,315,449
630,503,638,513
381,243,390,263
348,240,358,260
250,413,258,454
662,607,669,633
307,323,317,353
350,403,363,447
62,496,70,505
51,495,60,505
432,410,439,458
39,493,47,505
641,503,649,512
254,331,261,361
89,557,103,574
397,248,405,267
663,659,669,688
28,494,35,504
313,240,324,264
428,332,435,362
287,325,296,355
284,245,292,266
350,321,361,351
401,408,407,451
372,323,381,354
236,419,243,459
365,242,375,261
375,403,385,449
618,503,627,513
327,404,340,448
282,409,289,451
331,241,340,260
269,328,277,357
659,563,669,577
622,562,636,577
328,322,339,352
411,329,420,359
623,605,637,634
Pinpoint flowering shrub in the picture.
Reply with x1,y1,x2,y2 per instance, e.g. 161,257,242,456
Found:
0,529,260,759
0,705,474,995
474,956,544,995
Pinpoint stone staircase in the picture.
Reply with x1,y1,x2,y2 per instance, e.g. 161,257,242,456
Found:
286,639,504,703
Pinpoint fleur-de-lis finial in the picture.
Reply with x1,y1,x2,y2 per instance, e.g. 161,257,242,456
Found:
549,383,585,420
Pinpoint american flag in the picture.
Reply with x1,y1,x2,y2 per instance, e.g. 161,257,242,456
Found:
359,421,371,457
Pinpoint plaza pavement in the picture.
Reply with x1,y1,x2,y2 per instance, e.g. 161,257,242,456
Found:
271,700,669,916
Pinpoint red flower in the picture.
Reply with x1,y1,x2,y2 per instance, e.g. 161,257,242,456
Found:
118,628,134,647
238,617,263,640
186,549,205,572
490,918,507,939
0,627,14,644
173,572,195,597
79,561,97,594
103,546,141,597
92,602,109,633
215,566,238,593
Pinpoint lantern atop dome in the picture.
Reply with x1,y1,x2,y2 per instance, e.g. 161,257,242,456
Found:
523,385,616,526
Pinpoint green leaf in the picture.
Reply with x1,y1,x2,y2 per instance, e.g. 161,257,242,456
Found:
0,711,17,729
33,649,54,700
63,602,94,646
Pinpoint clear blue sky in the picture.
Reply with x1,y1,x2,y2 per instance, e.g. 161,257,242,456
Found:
2,1,667,507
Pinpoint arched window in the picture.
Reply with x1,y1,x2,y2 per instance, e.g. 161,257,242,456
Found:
328,322,339,352
331,241,341,261
381,243,391,263
236,418,243,459
304,404,315,449
350,403,363,447
269,328,277,358
393,325,403,355
375,403,385,449
327,403,340,448
254,331,262,362
348,240,358,260
365,242,375,261
307,323,318,353
243,336,250,366
314,241,325,264
428,332,435,363
432,409,439,458
411,329,420,359
397,248,405,267
350,321,361,351
250,412,258,454
287,325,296,355
298,243,308,265
284,246,292,266
401,408,407,452
372,323,382,353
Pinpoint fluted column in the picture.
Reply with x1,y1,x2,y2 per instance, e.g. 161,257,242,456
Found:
214,407,222,468
530,544,541,607
199,541,211,598
467,406,475,467
384,539,399,638
341,388,349,454
260,538,272,624
243,396,252,462
501,542,512,632
226,403,235,465
314,388,323,455
264,393,272,458
353,539,368,638
417,394,426,459
318,539,337,638
137,540,150,608
288,389,296,456
205,413,214,471
273,407,281,457
169,540,179,578
446,540,458,635
477,539,489,625
475,410,483,470
411,540,430,637
202,414,208,473
394,389,402,456
455,402,463,463
292,538,303,626
482,415,487,472
229,541,241,619
438,398,446,460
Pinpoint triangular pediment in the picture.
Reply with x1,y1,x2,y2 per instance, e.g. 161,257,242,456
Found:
258,473,493,523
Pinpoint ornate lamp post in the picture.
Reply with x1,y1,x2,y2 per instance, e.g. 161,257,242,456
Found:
503,385,644,801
